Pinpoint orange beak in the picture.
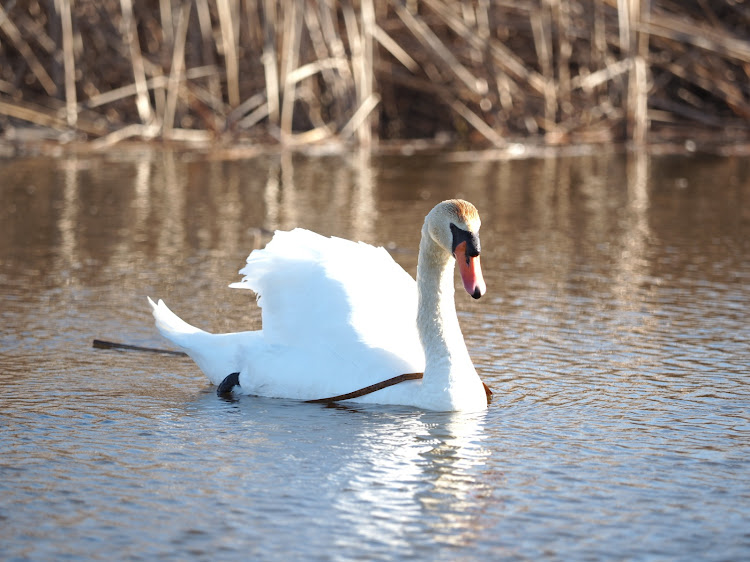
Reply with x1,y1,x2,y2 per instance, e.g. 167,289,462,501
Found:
454,241,486,299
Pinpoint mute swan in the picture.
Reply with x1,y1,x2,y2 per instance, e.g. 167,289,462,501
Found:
148,199,489,411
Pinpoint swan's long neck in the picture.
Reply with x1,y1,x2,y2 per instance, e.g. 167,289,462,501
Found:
416,227,475,387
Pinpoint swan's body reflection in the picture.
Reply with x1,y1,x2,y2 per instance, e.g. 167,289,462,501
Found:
328,409,491,550
159,392,492,554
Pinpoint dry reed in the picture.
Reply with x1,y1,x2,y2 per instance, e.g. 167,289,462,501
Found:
1,0,749,151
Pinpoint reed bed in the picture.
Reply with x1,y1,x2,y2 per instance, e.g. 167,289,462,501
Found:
1,0,749,151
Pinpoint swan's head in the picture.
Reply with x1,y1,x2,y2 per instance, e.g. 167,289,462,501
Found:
425,199,487,299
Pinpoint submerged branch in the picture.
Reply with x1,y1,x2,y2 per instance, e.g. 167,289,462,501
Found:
92,339,188,357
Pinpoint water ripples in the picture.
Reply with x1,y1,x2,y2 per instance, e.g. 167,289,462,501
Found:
2,152,749,559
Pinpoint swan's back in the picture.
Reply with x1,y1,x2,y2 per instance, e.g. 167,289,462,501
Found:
230,229,423,367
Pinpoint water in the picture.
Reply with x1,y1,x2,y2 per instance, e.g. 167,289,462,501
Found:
1,149,749,560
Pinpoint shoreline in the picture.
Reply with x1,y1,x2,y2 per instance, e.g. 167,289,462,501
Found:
3,126,750,161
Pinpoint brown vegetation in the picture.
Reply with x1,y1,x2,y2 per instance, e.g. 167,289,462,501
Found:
1,0,749,152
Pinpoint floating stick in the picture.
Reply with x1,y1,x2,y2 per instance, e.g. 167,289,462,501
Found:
92,339,188,357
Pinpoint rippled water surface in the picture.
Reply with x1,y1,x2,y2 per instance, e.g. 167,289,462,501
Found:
1,149,749,560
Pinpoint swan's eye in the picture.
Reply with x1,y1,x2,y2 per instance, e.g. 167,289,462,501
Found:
450,223,480,258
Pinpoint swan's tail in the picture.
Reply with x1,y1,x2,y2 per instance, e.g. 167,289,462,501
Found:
147,297,251,386
148,297,204,343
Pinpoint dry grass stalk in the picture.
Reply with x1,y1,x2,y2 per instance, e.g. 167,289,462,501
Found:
372,25,418,73
238,103,270,130
164,1,192,137
261,0,280,126
0,4,57,96
57,0,77,127
279,0,303,139
160,0,174,47
119,0,153,124
646,12,750,63
553,0,571,115
447,97,505,147
303,2,341,121
196,0,223,114
419,0,545,94
530,2,556,127
90,123,160,150
341,2,363,102
217,0,240,107
394,2,487,98
0,97,68,130
339,93,380,140
0,97,106,136
359,0,376,146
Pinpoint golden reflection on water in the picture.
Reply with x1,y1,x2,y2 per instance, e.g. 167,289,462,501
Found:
1,148,747,347
1,149,748,359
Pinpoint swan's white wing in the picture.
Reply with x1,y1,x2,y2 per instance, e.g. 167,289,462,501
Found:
230,228,423,368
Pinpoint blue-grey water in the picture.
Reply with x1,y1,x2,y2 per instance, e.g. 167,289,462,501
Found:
1,149,749,560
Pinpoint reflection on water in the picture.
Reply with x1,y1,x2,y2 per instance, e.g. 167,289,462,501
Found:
332,411,490,552
1,149,749,559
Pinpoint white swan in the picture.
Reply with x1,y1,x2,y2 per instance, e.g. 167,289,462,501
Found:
148,199,489,411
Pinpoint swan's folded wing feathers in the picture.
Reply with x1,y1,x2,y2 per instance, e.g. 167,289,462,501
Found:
229,229,422,366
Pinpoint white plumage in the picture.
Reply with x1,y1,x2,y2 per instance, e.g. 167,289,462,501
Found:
149,199,489,411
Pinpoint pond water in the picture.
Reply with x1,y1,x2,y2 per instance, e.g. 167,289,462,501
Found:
1,148,749,560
